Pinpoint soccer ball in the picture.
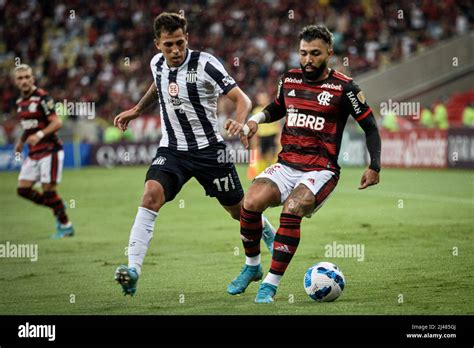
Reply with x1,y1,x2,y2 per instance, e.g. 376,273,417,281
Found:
304,261,345,302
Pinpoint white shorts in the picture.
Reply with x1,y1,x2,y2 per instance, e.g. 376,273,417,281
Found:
255,163,338,217
18,150,64,184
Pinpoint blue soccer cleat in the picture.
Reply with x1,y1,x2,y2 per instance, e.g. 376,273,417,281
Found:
51,199,73,239
115,265,139,296
262,216,276,254
51,223,74,239
255,282,278,303
227,264,263,295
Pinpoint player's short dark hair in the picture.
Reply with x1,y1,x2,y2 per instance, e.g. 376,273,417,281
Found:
154,12,187,39
298,25,333,47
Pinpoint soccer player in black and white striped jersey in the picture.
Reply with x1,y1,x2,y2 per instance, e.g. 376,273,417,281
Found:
114,12,275,296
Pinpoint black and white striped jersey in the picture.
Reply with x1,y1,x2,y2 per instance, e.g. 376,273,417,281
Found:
150,49,237,151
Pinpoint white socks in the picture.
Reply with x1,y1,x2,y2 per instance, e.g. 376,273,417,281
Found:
245,254,261,266
128,207,158,275
263,272,282,287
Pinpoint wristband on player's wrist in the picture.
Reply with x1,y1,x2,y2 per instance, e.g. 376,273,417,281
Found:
248,112,266,124
35,130,45,139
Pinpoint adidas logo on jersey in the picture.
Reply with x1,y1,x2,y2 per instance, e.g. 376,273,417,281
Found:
284,77,302,84
288,90,296,96
240,235,251,242
275,244,291,253
321,83,342,91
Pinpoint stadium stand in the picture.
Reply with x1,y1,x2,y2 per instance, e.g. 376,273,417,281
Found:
0,0,472,144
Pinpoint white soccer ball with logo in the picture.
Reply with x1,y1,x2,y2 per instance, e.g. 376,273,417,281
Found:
304,261,345,302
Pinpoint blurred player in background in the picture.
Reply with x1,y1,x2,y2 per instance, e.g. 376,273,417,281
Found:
247,92,281,178
13,64,74,239
113,13,275,296
227,25,381,302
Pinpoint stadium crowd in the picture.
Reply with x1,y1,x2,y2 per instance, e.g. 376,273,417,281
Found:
0,0,472,143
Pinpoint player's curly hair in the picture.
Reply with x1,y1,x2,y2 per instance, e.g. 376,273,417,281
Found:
154,12,187,39
298,25,333,47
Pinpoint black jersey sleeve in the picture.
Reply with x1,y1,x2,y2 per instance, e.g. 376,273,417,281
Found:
341,81,372,122
263,76,286,123
358,114,382,172
40,94,56,117
342,82,381,172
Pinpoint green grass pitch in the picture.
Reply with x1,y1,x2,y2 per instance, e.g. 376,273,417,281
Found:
0,165,472,315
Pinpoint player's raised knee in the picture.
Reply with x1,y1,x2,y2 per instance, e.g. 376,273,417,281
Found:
140,191,162,212
141,181,165,212
243,194,266,212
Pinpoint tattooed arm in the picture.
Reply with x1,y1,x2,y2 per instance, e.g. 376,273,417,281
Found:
136,83,158,113
114,82,158,131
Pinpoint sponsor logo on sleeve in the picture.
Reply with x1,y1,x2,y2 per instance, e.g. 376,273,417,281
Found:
346,91,361,114
357,91,366,104
222,75,235,87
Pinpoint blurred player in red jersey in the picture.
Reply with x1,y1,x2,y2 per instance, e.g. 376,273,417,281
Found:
13,64,74,239
226,25,381,302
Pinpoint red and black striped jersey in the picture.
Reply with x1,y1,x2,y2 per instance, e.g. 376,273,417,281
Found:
269,68,373,174
16,88,62,159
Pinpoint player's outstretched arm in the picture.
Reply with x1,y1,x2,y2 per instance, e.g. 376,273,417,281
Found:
136,82,158,113
14,139,24,154
114,82,158,131
224,87,252,146
358,114,381,190
341,82,381,189
238,97,286,149
228,75,287,148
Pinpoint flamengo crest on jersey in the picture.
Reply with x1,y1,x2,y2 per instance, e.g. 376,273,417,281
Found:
150,49,237,151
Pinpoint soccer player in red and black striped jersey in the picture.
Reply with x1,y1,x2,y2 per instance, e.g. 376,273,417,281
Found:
226,25,381,302
13,64,74,239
